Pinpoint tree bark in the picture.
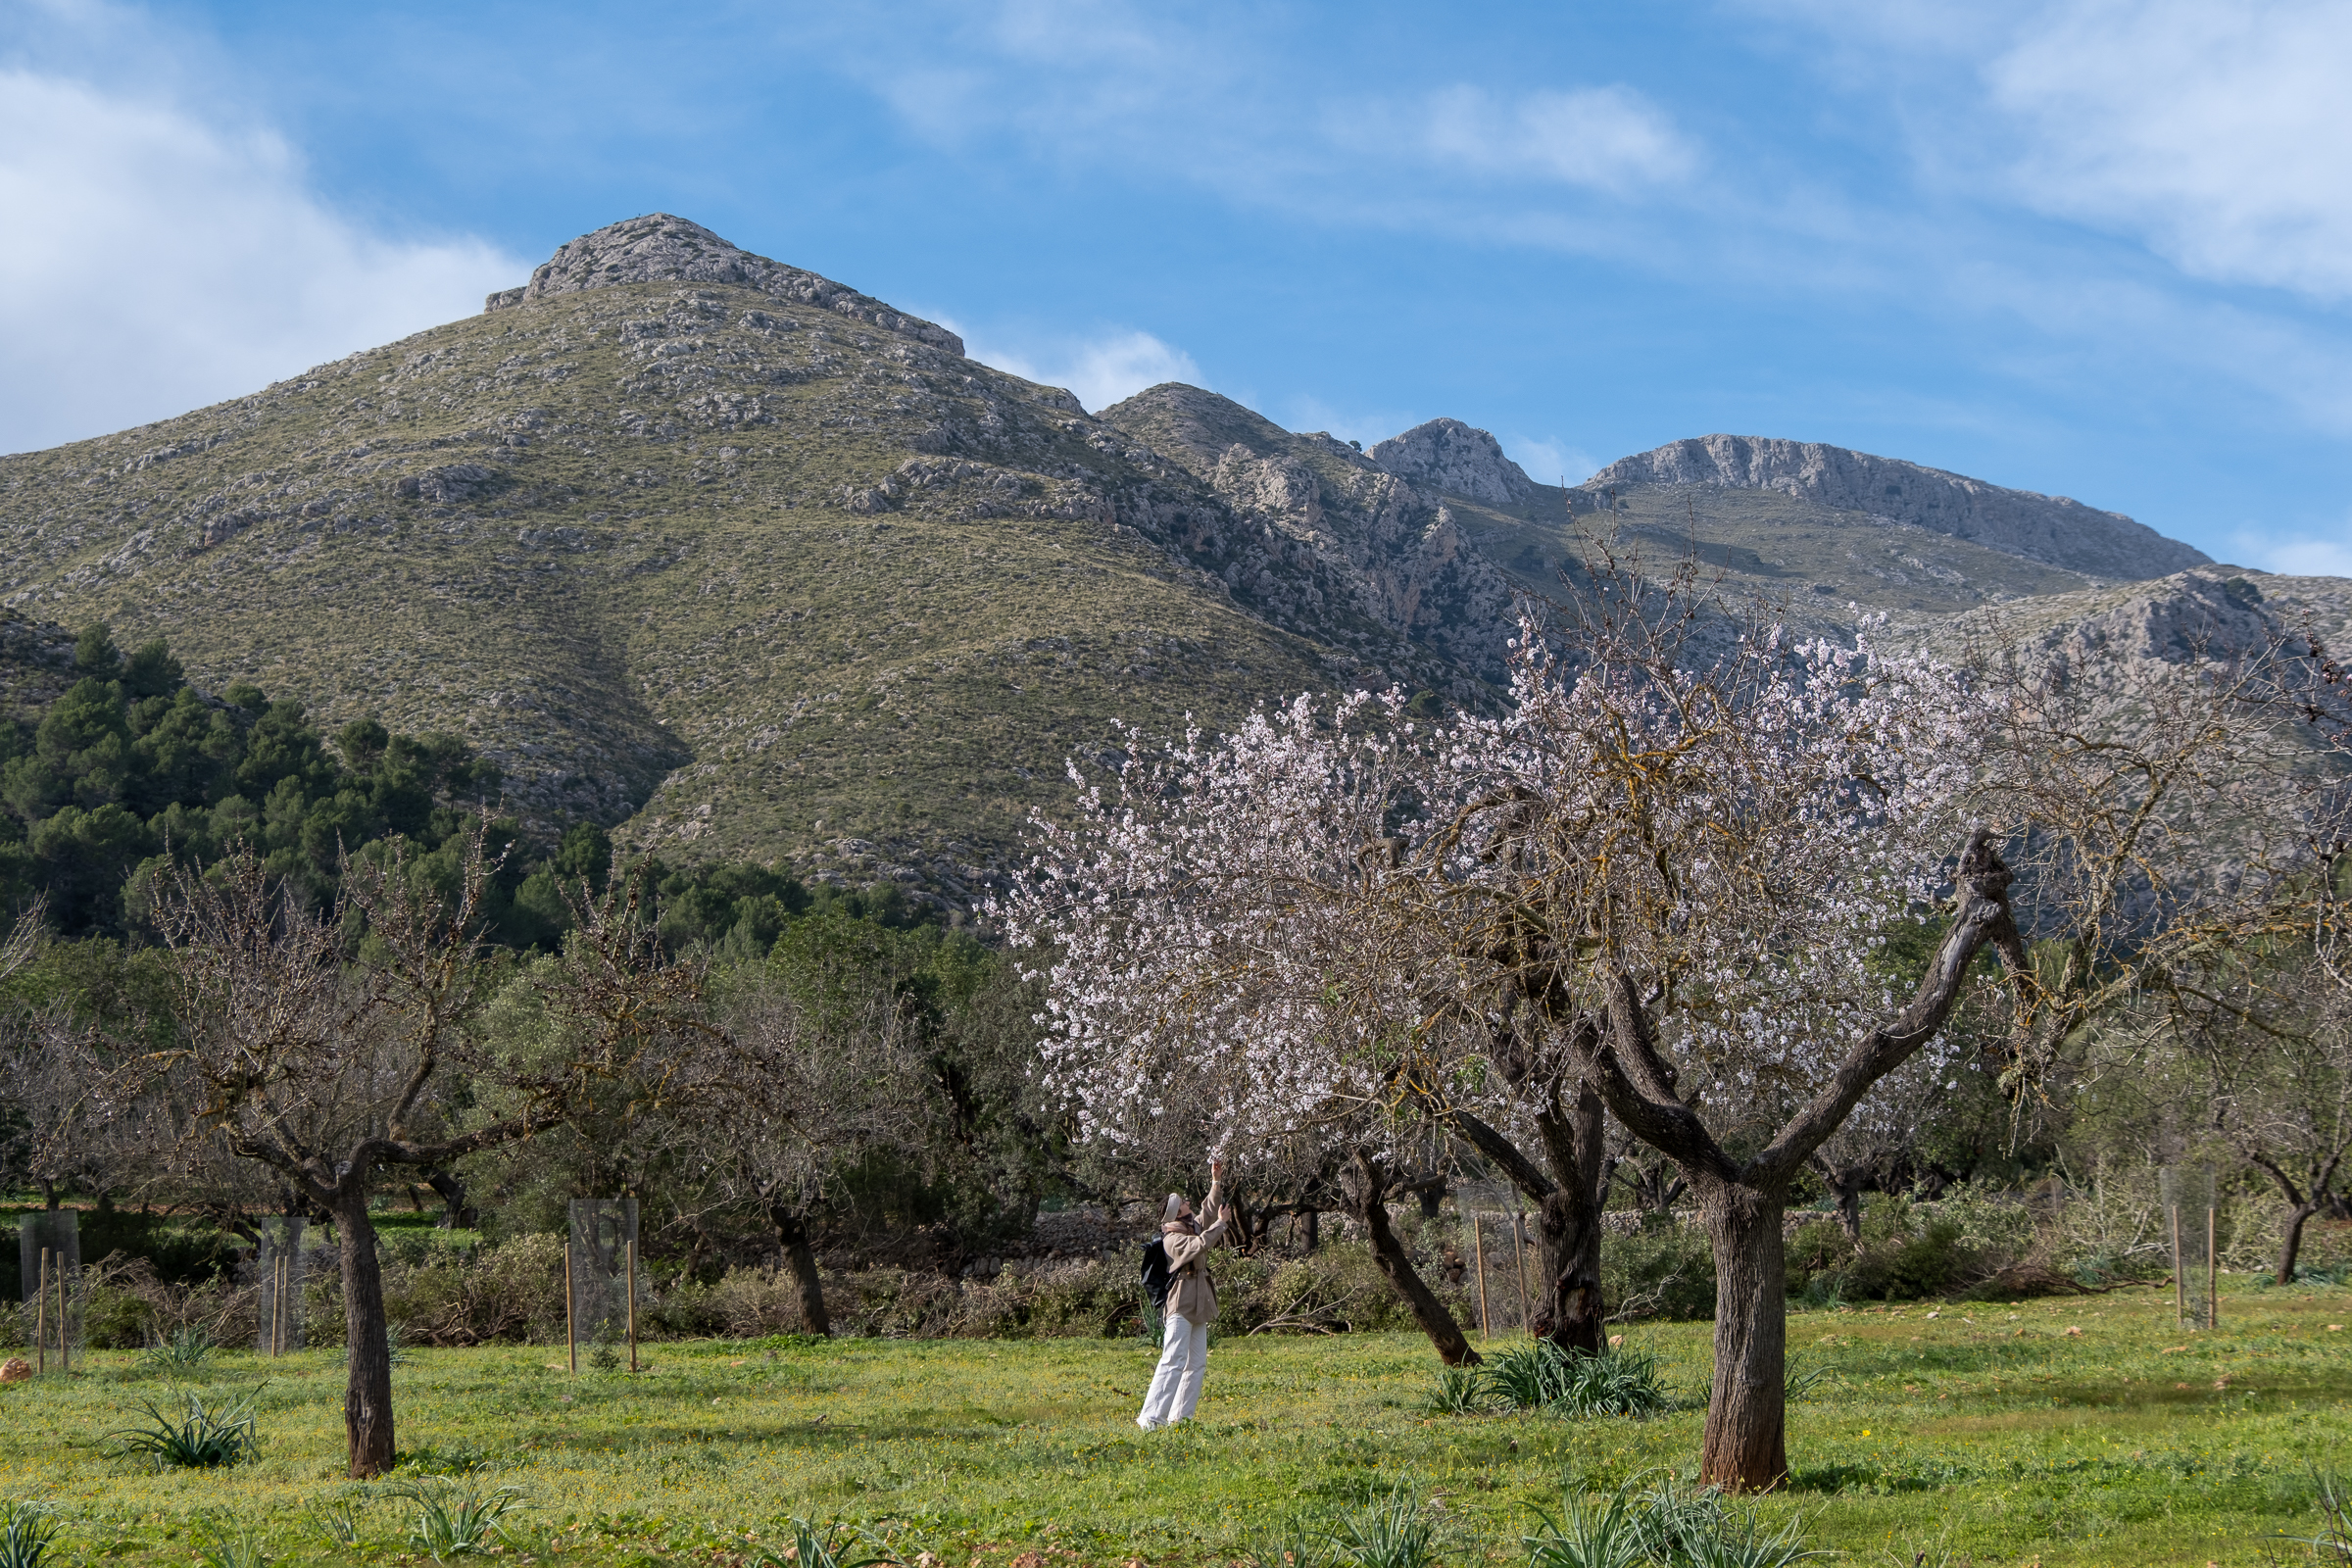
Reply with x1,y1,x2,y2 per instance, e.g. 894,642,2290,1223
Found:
332,1192,397,1478
1340,1149,1479,1366
1536,1184,1606,1354
1301,1209,1319,1253
1698,1177,1789,1492
2278,1202,2319,1286
770,1206,831,1336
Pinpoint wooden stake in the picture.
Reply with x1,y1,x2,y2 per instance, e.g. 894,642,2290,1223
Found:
2208,1206,2219,1330
34,1250,47,1375
56,1250,68,1372
1472,1215,1491,1340
564,1242,577,1375
1509,1200,1532,1335
2172,1205,2184,1329
625,1238,639,1373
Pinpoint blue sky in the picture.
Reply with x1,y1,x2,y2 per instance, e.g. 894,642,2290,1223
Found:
5,0,2351,572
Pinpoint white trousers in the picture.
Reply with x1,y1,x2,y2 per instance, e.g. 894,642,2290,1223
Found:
1137,1312,1209,1428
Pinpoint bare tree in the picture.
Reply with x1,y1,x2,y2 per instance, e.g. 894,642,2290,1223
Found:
148,839,674,1477
674,974,940,1335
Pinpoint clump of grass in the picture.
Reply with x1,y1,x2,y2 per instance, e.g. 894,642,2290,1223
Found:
383,1472,523,1562
1475,1340,1672,1417
139,1325,216,1371
194,1516,269,1568
1328,1486,1440,1568
107,1393,260,1470
750,1518,900,1568
1424,1366,1490,1414
1526,1476,1825,1568
0,1502,63,1568
301,1494,365,1550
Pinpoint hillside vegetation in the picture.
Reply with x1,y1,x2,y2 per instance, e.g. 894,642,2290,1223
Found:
0,212,2305,903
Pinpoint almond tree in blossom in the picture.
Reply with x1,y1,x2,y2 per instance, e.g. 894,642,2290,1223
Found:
1004,567,2033,1489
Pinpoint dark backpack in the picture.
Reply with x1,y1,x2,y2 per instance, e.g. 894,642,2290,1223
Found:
1140,1237,1172,1308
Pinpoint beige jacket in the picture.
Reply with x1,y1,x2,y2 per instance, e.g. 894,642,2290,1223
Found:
1161,1178,1228,1325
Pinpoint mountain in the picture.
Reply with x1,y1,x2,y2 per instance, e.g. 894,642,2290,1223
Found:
1580,434,2209,582
0,213,2254,902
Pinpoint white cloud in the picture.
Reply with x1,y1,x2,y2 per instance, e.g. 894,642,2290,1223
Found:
2229,525,2352,578
1503,435,1599,486
0,66,522,454
1985,1,2352,299
962,327,1202,414
1421,84,1698,193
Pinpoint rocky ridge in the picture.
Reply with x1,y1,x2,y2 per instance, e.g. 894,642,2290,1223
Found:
0,215,2245,903
1582,434,2209,582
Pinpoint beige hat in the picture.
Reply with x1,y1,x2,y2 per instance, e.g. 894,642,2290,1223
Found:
1162,1193,1187,1222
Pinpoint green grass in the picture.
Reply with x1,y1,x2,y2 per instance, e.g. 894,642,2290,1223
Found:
1,1283,2348,1566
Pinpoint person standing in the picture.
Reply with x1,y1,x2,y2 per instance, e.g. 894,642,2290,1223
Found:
1137,1157,1232,1431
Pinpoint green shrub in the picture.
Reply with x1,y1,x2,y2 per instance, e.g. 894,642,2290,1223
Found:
107,1392,260,1470
1602,1218,1716,1322
1475,1339,1671,1417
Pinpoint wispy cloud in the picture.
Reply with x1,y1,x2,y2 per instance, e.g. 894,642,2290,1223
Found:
2229,525,2352,578
1986,1,2352,300
960,326,1202,414
0,27,520,452
1419,84,1697,193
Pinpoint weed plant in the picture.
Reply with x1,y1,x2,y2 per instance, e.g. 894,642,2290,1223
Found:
750,1518,899,1568
1475,1340,1673,1417
384,1471,524,1561
1525,1476,1823,1568
106,1392,259,1470
0,1503,61,1568
193,1517,269,1568
1326,1486,1441,1568
138,1326,215,1372
300,1495,364,1550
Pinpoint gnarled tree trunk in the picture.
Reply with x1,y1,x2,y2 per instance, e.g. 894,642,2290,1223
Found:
1696,1177,1790,1491
1341,1149,1478,1365
2278,1202,2319,1286
769,1205,831,1336
333,1193,397,1478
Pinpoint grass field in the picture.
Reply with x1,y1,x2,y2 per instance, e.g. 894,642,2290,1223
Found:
4,1280,2349,1568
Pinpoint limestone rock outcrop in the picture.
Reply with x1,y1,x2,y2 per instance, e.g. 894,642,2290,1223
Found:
484,214,965,357
1368,417,1535,506
1584,434,2207,581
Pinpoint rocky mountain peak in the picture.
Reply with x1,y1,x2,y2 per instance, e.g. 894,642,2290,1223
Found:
1096,382,1297,473
482,213,965,357
1584,434,2209,582
1368,418,1535,506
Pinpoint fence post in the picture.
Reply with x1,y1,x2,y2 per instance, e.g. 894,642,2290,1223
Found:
625,1237,639,1374
2172,1206,2184,1329
564,1242,577,1375
34,1250,47,1375
1472,1216,1491,1340
2208,1206,2219,1331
